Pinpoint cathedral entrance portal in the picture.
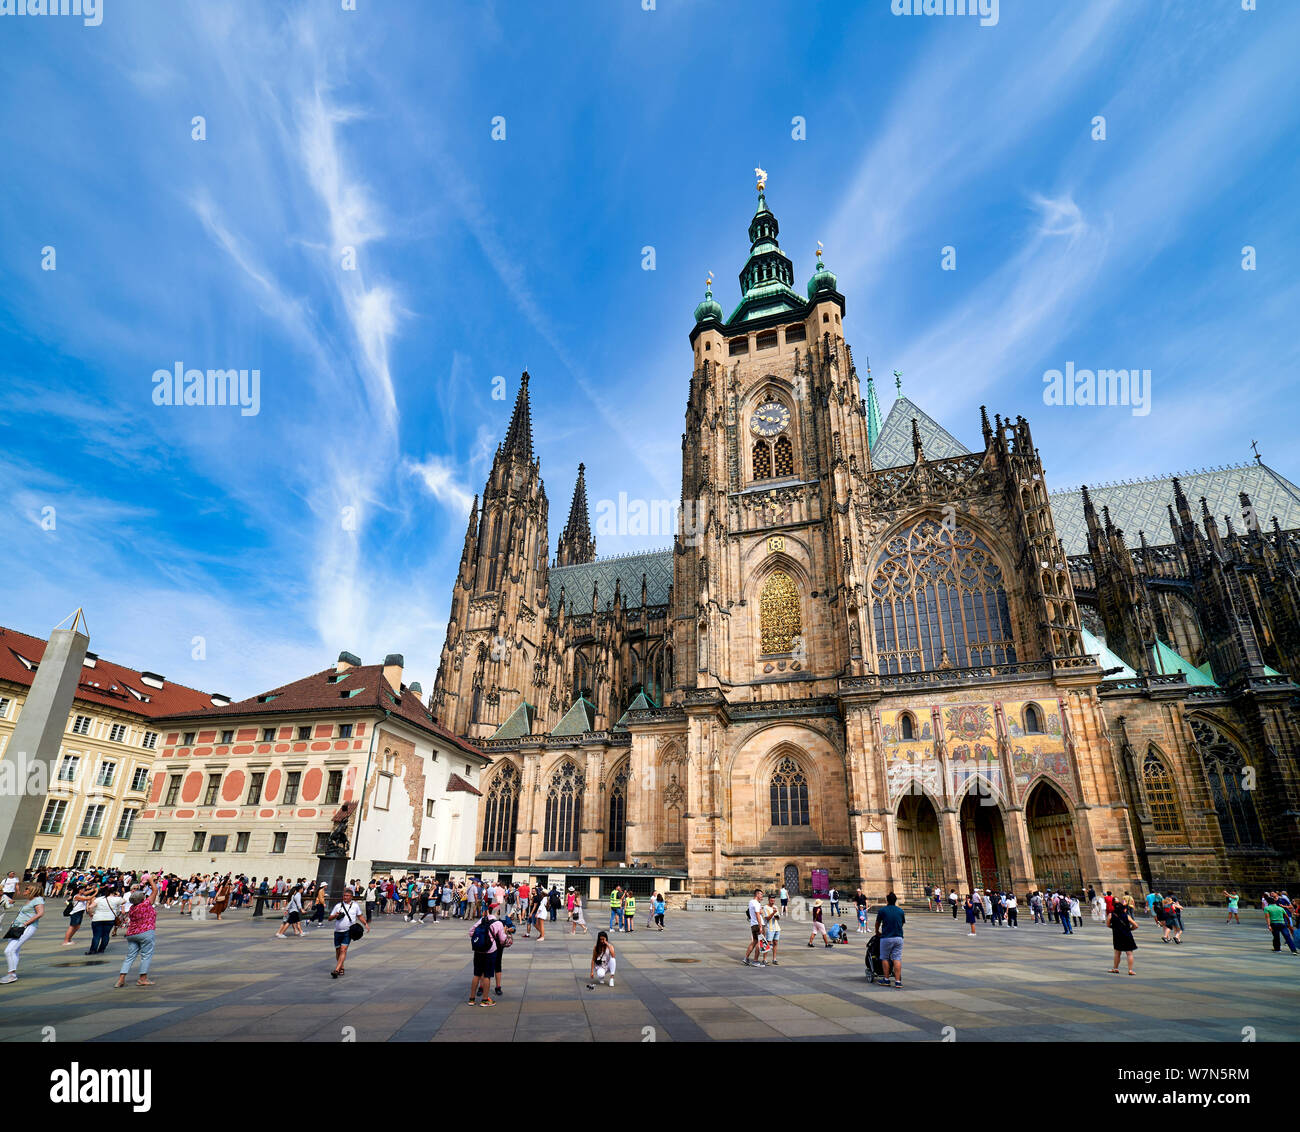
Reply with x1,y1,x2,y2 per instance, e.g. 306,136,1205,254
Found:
1026,781,1082,893
959,792,1008,892
896,793,942,901
782,864,800,897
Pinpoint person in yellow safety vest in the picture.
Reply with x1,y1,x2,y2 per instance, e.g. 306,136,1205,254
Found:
609,886,622,932
623,892,637,933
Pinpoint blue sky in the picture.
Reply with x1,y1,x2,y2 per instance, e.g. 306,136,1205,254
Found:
1,0,1297,700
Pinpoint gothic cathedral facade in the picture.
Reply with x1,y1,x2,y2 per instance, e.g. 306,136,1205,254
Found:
431,180,1300,901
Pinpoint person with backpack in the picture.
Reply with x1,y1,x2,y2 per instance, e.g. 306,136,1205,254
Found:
623,891,637,933
327,886,367,978
468,905,510,1007
652,892,666,931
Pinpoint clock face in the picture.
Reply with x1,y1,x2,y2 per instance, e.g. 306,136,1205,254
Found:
750,401,790,437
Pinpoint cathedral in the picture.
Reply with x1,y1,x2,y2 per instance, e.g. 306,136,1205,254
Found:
430,176,1300,903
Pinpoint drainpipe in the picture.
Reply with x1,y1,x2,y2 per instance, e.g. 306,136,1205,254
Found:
348,710,387,874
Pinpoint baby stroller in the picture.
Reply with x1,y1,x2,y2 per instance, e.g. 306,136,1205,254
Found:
865,932,889,984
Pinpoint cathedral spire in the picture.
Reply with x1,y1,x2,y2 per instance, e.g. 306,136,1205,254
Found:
865,363,883,449
501,371,534,460
555,462,596,566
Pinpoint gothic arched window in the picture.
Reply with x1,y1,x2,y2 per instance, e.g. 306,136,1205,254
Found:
759,570,801,655
607,763,628,857
752,438,772,480
869,517,1017,674
1024,703,1043,734
769,755,810,827
543,760,584,854
899,712,915,740
773,435,794,477
1191,717,1264,848
481,762,520,854
1142,749,1183,836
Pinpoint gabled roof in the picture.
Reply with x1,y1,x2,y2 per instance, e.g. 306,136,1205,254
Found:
447,772,482,797
1082,627,1136,680
871,395,972,470
491,701,534,741
156,662,488,761
551,696,597,736
0,624,216,719
1050,463,1300,557
613,690,658,732
549,549,673,612
1154,641,1217,687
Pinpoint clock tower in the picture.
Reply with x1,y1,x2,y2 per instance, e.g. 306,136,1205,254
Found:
670,173,875,700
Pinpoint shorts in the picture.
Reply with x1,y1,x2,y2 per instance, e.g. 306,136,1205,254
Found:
287,911,301,923
750,924,761,940
333,930,352,948
472,951,498,978
880,936,904,962
766,929,780,942
68,911,84,927
811,921,829,937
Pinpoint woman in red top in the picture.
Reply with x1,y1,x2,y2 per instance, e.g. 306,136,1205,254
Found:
114,881,158,988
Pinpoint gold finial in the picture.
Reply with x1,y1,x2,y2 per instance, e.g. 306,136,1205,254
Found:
706,271,713,291
754,166,768,191
816,240,824,259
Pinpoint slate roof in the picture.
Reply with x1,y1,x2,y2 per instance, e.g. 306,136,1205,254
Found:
549,549,674,612
1049,463,1300,556
0,624,216,718
870,395,972,470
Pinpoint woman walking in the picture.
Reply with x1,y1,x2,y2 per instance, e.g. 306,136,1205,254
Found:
807,900,833,948
653,892,666,931
275,885,305,938
328,886,367,978
114,885,157,988
310,884,328,929
62,882,92,946
211,877,231,921
87,884,123,955
571,892,589,935
586,931,616,989
0,889,46,983
1107,897,1139,975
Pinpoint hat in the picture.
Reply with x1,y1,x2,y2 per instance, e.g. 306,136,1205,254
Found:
567,887,574,892
814,900,822,907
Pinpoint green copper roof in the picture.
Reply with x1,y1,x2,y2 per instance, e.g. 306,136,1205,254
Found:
1081,627,1136,679
1153,641,1217,686
865,374,884,449
613,690,658,732
806,250,838,300
491,700,534,740
551,695,598,736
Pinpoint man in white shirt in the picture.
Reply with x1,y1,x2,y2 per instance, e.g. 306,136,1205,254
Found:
743,888,768,967
779,885,789,916
1,872,17,908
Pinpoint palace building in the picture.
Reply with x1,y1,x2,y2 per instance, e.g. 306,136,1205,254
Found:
430,175,1300,902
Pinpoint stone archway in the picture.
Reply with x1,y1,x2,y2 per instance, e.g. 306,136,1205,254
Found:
1026,780,1081,892
896,793,943,900
959,791,1009,892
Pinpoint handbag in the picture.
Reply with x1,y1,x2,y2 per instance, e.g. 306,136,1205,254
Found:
340,902,364,941
4,923,25,940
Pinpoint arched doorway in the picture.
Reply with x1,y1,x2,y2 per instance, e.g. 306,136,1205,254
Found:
959,790,1008,892
1026,781,1081,892
896,793,943,900
782,863,800,897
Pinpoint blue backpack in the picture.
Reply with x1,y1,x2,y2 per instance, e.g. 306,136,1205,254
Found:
470,916,494,953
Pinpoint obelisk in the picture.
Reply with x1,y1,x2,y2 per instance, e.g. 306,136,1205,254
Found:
0,613,90,873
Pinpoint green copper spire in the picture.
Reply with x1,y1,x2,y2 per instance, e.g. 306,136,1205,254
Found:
726,168,804,325
865,362,883,449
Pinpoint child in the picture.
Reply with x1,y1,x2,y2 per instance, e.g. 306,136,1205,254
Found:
586,931,616,989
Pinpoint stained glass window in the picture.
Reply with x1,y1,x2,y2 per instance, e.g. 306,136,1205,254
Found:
769,756,810,826
869,518,1017,674
543,760,584,854
760,570,801,655
607,763,628,857
481,762,520,854
1191,717,1264,847
1142,749,1182,836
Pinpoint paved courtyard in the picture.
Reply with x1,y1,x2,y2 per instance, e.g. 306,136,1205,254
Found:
0,904,1295,1042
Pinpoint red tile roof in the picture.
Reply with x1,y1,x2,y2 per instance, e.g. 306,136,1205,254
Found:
0,625,216,719
446,772,483,796
156,662,488,762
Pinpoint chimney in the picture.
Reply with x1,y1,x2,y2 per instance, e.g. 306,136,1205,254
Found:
336,650,361,674
408,681,423,698
383,653,404,693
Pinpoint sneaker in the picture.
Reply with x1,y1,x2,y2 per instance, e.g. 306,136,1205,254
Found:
586,982,596,990
742,958,751,966
0,973,16,984
478,997,495,1007
608,977,615,986
494,987,503,996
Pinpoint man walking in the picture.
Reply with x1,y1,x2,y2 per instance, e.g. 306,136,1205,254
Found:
743,888,768,967
874,892,906,989
829,886,840,917
1265,893,1297,954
